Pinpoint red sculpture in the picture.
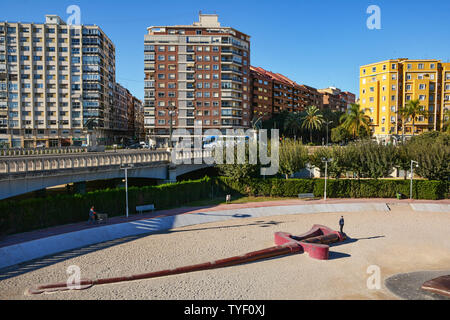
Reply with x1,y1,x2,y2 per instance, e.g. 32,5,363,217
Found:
26,224,346,295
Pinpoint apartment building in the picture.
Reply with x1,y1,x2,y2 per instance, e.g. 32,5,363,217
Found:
250,67,274,121
128,94,145,141
0,15,120,148
360,58,446,142
340,91,356,108
250,66,324,120
112,82,129,142
144,14,252,146
441,63,450,127
318,87,356,112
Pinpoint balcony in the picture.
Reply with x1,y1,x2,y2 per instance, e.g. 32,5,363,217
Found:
221,75,242,83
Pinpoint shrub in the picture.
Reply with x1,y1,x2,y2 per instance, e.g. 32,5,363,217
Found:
0,177,213,237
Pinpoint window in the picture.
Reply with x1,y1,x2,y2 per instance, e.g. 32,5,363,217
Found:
419,84,426,90
144,54,155,61
418,63,424,69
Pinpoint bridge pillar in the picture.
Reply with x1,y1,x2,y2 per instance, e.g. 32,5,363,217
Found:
167,166,177,183
74,181,87,195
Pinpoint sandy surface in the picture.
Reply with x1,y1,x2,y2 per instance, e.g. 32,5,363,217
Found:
0,202,449,300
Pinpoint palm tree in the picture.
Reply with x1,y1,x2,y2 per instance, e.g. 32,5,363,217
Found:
339,103,371,139
283,112,302,139
301,106,324,143
398,99,428,137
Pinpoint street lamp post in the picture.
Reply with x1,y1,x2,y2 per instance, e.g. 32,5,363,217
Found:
121,164,134,218
410,160,419,200
166,104,176,149
322,158,333,201
326,121,333,146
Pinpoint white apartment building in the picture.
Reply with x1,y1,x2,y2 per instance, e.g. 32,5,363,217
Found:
0,15,116,148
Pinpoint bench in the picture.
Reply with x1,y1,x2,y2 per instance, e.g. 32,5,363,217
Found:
298,193,315,199
96,213,108,224
136,204,155,215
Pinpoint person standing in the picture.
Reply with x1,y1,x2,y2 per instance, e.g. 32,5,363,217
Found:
339,216,345,234
87,206,97,225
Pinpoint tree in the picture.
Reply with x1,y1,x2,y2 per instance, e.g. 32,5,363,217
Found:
310,146,351,179
331,126,351,144
217,143,260,181
356,141,397,179
301,106,324,143
398,99,427,137
278,139,309,179
442,109,450,133
404,131,450,181
283,112,302,139
339,103,371,139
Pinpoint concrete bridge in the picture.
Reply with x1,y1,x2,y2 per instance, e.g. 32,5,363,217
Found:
0,149,212,200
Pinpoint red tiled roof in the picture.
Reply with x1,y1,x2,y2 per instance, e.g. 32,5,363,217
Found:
250,66,319,92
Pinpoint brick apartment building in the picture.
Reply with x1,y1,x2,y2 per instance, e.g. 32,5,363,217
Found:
144,14,252,146
318,87,356,112
250,66,324,121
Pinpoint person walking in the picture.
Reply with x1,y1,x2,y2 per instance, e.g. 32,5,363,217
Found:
339,216,345,234
87,206,97,225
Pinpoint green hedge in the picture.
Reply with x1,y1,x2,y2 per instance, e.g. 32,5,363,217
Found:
214,177,448,200
0,177,213,237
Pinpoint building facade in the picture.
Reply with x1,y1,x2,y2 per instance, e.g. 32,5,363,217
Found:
250,66,324,121
0,15,119,148
360,58,446,142
112,82,129,142
144,14,252,146
318,87,356,112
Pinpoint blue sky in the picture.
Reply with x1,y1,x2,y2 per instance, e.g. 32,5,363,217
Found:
2,0,450,100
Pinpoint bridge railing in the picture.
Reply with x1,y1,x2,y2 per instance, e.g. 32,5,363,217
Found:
0,146,88,157
0,149,213,175
0,151,171,174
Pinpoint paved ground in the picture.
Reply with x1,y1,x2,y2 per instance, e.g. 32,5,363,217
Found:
0,200,449,300
385,271,450,300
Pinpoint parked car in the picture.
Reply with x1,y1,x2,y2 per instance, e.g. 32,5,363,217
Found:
139,142,149,149
126,143,141,149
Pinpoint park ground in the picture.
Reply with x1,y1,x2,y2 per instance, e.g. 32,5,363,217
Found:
0,201,449,300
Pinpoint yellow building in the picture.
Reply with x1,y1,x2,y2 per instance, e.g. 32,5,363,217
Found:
359,58,445,143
